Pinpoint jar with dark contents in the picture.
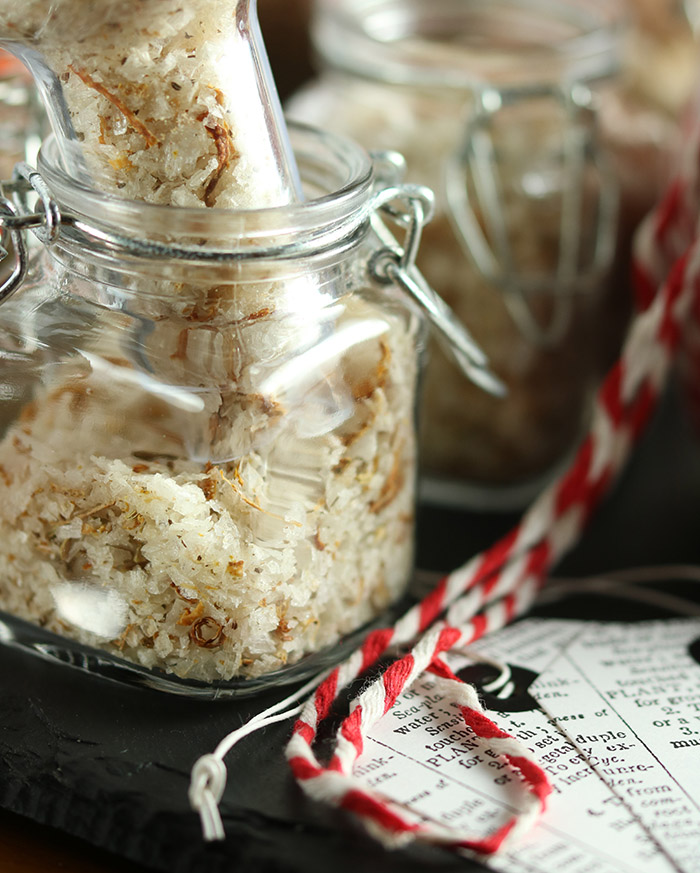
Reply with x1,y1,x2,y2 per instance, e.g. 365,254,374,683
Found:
288,0,684,508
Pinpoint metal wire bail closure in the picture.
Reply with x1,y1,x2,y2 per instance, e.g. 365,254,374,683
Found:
0,161,63,305
368,154,505,397
445,82,620,347
0,196,28,306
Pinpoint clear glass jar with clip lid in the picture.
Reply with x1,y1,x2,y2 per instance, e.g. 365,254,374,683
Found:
0,123,499,696
289,0,681,508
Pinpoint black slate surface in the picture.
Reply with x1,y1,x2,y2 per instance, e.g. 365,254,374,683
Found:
1,387,700,873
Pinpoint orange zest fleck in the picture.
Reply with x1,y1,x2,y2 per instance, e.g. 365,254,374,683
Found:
69,65,158,148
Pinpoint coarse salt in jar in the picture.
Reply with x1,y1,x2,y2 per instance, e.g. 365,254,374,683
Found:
0,124,433,694
0,0,499,693
289,0,684,508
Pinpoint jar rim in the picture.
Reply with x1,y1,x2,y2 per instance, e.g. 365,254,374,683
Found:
313,0,626,90
36,121,375,259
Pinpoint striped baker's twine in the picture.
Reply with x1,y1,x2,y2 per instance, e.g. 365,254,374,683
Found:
652,98,700,434
190,148,700,852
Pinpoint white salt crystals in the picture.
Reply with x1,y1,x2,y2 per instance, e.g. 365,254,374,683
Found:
0,295,418,681
0,0,298,207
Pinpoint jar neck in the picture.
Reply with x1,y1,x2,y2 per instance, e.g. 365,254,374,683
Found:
33,122,375,290
313,0,625,91
3,124,502,396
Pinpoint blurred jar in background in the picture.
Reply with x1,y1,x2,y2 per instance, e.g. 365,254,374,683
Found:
0,50,44,174
603,0,700,438
599,0,699,273
288,0,692,509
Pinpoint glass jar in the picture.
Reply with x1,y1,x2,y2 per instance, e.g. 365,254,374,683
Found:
288,0,682,508
0,124,431,695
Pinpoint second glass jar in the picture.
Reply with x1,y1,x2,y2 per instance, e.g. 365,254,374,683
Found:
289,0,681,507
0,124,426,692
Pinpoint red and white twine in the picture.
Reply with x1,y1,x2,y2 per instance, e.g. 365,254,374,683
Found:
191,126,700,855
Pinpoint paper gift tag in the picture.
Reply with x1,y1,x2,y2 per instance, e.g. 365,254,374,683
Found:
531,619,700,873
356,617,682,872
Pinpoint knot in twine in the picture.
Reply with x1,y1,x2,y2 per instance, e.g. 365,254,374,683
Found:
189,754,228,841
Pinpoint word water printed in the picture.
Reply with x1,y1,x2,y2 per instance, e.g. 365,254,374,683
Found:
355,618,700,872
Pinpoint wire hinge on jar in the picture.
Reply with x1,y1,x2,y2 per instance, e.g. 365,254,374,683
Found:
445,83,620,346
0,163,61,305
368,159,506,398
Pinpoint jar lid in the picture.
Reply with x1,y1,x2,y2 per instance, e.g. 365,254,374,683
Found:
313,0,625,90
